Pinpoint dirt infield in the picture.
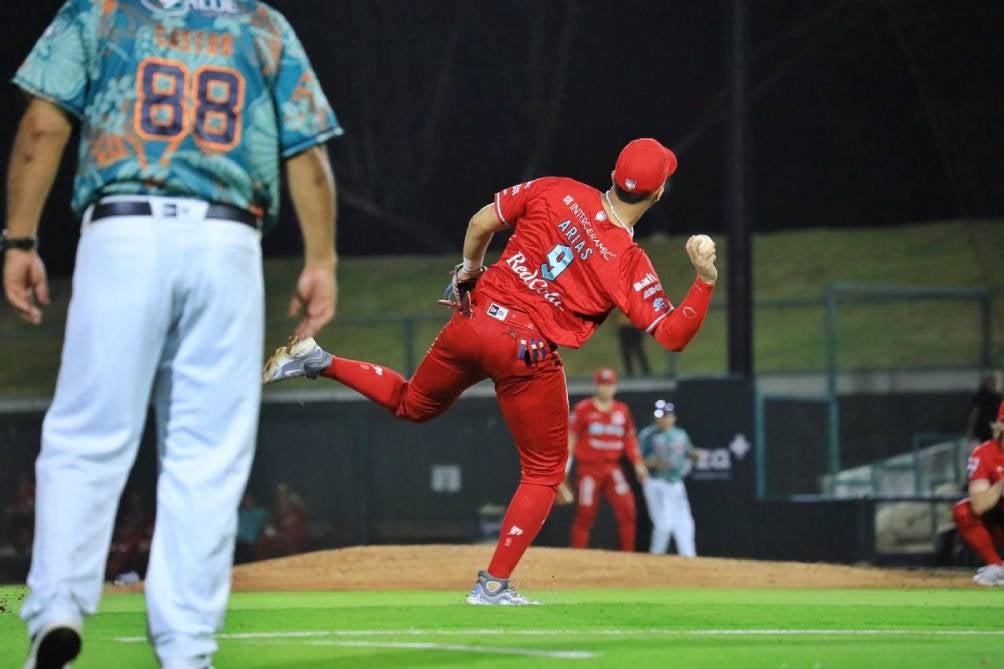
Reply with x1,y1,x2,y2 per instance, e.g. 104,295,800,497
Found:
230,545,967,591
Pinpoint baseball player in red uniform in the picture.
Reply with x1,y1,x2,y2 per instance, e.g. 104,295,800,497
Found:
565,367,647,551
953,400,1004,586
263,138,717,604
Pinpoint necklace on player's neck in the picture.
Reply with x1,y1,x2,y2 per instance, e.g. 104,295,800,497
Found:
604,190,630,232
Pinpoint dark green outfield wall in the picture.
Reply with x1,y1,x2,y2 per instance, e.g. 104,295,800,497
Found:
0,378,970,578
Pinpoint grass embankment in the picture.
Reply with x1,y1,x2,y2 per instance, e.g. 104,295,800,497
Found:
1,220,999,396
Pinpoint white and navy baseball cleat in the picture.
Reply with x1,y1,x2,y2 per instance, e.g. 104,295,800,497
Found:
465,570,538,606
973,564,1004,587
261,336,333,385
23,622,82,669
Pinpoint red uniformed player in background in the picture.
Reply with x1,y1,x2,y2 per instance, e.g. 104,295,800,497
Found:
563,367,648,552
263,138,718,604
953,401,1004,586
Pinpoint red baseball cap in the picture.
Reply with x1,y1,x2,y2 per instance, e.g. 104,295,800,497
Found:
594,367,618,385
614,138,678,194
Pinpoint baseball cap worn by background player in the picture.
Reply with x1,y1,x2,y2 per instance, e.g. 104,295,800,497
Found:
594,367,618,385
653,399,675,418
614,138,679,195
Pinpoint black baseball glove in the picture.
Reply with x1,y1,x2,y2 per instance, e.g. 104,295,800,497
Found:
437,263,486,318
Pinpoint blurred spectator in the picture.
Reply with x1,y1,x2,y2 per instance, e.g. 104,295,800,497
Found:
235,493,270,564
106,490,153,583
256,482,311,559
2,473,36,560
615,312,651,377
967,374,1002,442
12,473,35,513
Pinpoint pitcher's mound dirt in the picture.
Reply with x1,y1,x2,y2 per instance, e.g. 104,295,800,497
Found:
230,545,966,591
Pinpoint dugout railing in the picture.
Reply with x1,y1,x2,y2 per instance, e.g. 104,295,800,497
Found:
756,283,992,501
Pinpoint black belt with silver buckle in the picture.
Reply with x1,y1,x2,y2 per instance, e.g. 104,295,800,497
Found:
90,200,260,230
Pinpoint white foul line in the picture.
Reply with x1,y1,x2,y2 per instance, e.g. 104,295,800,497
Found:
113,628,1004,644
264,639,595,659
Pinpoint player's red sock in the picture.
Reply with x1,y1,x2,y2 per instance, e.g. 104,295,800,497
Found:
609,489,637,552
487,483,556,579
570,509,593,549
954,501,1004,565
616,515,636,552
321,357,407,413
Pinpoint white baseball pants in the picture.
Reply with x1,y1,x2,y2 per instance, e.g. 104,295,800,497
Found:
21,197,264,668
643,478,696,557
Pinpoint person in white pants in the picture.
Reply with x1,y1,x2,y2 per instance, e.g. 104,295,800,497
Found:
639,401,703,556
4,3,340,667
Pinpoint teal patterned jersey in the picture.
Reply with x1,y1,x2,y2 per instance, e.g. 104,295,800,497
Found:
639,424,695,483
14,0,341,229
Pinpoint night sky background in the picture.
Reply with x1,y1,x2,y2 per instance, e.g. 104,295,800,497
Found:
1,0,1001,275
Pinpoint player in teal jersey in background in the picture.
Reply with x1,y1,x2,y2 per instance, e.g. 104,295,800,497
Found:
4,2,340,667
638,401,704,557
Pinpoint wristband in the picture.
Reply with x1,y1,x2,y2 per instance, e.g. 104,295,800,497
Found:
462,257,482,272
1,230,37,252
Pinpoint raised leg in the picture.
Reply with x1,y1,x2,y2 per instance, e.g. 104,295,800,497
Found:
321,316,484,422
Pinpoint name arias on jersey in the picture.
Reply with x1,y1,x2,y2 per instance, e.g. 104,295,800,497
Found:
141,0,238,17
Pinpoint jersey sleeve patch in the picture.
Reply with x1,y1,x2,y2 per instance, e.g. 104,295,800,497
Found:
968,454,991,482
615,247,675,333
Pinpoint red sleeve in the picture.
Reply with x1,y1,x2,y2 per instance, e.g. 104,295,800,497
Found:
968,445,995,483
614,247,714,352
622,406,641,465
493,178,543,227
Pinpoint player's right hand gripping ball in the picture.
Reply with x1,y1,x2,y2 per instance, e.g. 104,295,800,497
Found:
694,234,714,257
687,234,718,283
438,263,485,318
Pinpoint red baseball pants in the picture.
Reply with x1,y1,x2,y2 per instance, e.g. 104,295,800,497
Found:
571,464,637,551
953,499,1004,566
321,296,569,579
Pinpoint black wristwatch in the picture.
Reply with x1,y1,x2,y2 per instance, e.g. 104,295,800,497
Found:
1,229,37,252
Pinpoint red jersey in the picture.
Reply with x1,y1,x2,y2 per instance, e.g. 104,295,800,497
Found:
569,398,641,466
967,439,1004,488
475,176,713,349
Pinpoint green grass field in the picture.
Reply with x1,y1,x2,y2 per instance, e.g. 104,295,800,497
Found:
2,586,1002,668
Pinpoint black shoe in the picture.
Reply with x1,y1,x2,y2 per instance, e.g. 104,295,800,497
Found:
24,625,82,669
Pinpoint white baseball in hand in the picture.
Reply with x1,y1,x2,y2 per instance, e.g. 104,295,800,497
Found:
694,234,715,257
687,234,718,284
